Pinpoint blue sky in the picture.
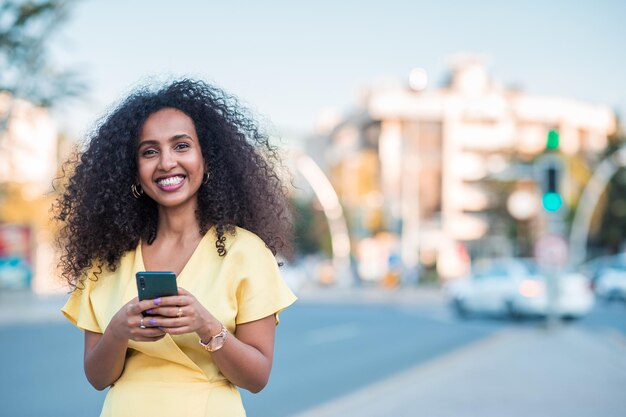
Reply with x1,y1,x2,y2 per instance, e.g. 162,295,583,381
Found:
52,0,626,138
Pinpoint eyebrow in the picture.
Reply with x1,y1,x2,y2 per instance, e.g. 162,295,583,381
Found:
138,134,193,147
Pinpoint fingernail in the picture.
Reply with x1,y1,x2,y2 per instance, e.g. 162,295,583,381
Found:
149,318,157,325
145,309,153,314
153,298,161,305
158,327,165,331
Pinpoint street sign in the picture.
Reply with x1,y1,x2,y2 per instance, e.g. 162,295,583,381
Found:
534,234,569,268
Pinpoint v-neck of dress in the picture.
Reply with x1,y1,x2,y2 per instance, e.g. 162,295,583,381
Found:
137,230,211,282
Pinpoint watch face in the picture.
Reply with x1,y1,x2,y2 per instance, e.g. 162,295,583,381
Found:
210,334,225,351
206,327,227,352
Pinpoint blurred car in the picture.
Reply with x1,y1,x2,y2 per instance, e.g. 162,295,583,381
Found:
446,258,594,319
580,253,626,292
581,253,626,286
594,264,626,301
0,256,32,289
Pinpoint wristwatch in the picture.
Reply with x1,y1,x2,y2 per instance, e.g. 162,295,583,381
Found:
199,325,228,352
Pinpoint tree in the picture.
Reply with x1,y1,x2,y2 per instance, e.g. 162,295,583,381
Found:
0,0,86,132
292,197,332,257
591,125,626,255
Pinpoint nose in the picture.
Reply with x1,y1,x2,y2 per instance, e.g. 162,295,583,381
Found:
158,149,177,171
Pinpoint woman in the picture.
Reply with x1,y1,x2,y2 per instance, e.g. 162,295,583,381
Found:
56,79,297,416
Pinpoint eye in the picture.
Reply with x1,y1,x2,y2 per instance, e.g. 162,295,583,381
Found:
175,142,190,151
140,148,158,157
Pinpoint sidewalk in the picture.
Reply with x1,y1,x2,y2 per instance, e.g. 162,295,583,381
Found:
292,325,626,417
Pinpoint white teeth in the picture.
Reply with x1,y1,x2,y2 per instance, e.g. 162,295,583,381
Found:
157,176,184,186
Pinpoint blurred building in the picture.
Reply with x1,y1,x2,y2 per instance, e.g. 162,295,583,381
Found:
0,93,62,293
0,93,58,195
313,56,616,281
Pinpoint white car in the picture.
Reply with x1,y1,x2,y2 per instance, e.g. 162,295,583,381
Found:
446,258,594,319
594,265,626,301
580,253,626,289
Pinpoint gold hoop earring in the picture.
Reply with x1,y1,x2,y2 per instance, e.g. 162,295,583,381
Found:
203,172,210,185
131,183,144,199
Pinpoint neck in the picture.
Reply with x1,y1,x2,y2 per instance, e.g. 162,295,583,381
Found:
156,203,201,241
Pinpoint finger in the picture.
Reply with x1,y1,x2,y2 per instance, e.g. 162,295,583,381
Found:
147,329,166,337
149,317,188,328
142,307,168,316
141,316,186,328
129,299,154,314
141,316,160,327
133,297,170,309
134,334,166,342
144,307,167,317
177,287,189,295
126,297,139,308
147,306,188,318
153,295,191,307
135,326,166,337
142,329,166,338
128,300,147,315
135,315,167,329
162,326,194,335
138,298,165,311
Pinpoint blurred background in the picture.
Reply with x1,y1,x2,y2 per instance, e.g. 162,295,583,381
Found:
1,1,625,416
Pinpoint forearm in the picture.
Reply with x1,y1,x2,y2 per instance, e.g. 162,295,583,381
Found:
196,316,276,393
150,291,277,393
209,333,272,393
84,329,128,390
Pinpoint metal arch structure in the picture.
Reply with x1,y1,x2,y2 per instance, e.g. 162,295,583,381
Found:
290,151,353,287
569,146,626,266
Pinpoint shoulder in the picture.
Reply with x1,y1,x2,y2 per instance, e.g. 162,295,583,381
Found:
76,248,138,291
226,227,271,253
214,227,276,268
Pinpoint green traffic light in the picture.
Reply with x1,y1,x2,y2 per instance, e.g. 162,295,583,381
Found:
542,192,562,212
546,130,559,150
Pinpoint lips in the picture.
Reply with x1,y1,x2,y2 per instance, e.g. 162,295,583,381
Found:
155,175,186,191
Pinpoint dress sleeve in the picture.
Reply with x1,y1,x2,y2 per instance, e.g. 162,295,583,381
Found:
61,276,102,333
234,242,297,326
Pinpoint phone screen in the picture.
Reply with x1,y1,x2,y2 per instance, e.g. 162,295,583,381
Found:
136,271,178,301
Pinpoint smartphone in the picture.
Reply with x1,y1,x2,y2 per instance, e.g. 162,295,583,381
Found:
136,271,178,301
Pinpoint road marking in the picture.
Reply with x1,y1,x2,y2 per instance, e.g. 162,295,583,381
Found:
305,323,361,345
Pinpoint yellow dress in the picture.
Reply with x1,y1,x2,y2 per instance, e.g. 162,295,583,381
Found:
62,227,297,417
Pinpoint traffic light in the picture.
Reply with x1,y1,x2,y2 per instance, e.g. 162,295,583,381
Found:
546,129,559,150
542,165,563,212
537,129,563,212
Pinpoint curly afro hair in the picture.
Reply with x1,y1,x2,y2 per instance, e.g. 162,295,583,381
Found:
54,79,293,289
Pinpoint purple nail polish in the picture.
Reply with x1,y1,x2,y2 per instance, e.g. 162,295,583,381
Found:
145,309,153,315
149,318,157,326
153,298,161,305
158,327,165,331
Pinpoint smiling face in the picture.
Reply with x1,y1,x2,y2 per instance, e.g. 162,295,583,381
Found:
137,108,205,211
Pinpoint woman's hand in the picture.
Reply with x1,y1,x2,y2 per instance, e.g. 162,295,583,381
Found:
142,287,277,393
143,287,222,342
107,297,167,342
84,297,166,390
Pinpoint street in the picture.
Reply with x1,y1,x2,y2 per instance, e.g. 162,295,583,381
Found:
241,301,503,417
0,292,624,417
